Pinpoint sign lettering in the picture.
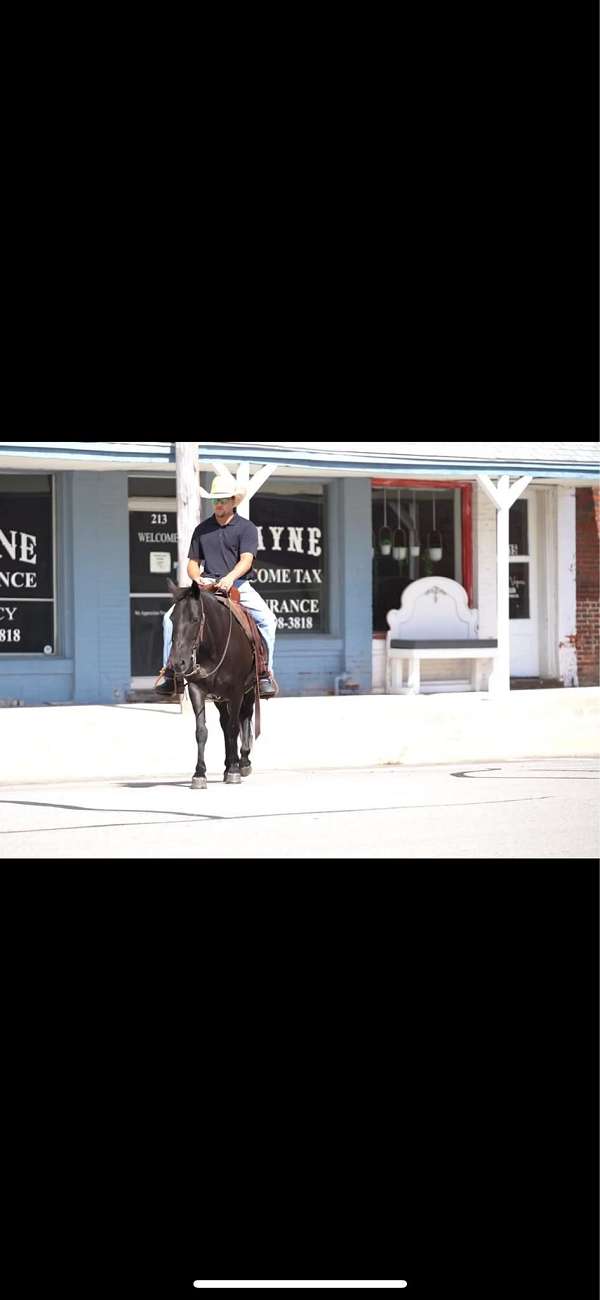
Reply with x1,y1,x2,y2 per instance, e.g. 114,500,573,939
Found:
0,488,53,652
252,491,327,633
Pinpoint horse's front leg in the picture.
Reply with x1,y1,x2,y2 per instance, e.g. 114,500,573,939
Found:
188,683,208,790
221,692,244,784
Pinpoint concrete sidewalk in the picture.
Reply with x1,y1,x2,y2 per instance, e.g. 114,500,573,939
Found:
0,687,598,786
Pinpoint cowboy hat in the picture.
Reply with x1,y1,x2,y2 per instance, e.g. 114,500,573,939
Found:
199,472,246,503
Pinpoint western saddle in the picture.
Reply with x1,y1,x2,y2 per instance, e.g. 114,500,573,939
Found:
205,583,269,681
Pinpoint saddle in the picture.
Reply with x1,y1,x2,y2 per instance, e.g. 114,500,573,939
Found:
202,582,269,679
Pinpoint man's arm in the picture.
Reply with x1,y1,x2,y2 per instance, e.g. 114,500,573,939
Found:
187,559,205,584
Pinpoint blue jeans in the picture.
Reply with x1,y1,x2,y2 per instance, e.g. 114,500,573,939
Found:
163,580,277,672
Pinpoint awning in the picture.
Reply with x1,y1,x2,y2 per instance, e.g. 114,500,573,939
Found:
0,439,598,482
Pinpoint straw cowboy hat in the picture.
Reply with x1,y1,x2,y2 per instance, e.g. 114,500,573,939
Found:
199,472,246,503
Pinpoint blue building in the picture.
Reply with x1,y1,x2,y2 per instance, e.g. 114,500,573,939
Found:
0,439,598,704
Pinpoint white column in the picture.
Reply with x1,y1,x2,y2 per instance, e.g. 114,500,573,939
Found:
496,477,511,695
235,462,251,518
557,485,578,685
176,441,201,586
477,473,532,697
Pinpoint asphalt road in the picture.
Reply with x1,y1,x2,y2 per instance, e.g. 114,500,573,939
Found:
0,758,598,859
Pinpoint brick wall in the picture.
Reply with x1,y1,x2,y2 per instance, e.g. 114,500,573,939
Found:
575,487,600,686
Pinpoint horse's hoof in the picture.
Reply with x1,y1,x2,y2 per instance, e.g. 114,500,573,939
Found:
191,776,207,790
240,765,252,778
224,771,241,784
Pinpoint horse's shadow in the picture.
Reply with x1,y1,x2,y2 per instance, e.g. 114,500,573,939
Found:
118,779,235,789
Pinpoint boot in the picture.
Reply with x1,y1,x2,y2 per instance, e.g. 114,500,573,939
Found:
154,666,180,699
259,670,279,699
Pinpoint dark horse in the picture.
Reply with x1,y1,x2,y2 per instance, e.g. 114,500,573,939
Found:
167,578,259,788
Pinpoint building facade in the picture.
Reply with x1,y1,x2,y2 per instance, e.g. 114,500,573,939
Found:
0,440,598,704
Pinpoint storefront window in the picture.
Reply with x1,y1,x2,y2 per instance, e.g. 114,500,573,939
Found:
0,475,55,654
128,476,177,498
509,499,531,619
509,498,528,556
372,487,458,633
509,563,530,619
251,481,328,633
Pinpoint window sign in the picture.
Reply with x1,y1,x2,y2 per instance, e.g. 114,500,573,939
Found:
508,500,530,618
0,476,54,653
509,562,530,619
251,485,327,633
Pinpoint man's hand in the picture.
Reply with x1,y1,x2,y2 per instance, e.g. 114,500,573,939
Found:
216,574,235,594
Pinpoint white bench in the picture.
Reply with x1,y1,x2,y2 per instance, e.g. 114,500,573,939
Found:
385,577,498,695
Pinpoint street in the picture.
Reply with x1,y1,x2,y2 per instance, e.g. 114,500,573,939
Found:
0,757,598,858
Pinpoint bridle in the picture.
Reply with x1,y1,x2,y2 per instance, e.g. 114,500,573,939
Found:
184,593,234,682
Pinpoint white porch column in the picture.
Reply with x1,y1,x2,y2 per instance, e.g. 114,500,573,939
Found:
476,473,532,696
176,442,201,585
557,485,578,685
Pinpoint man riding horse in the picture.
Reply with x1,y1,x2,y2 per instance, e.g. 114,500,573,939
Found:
155,472,279,700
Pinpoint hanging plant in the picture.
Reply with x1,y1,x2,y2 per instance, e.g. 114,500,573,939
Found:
427,492,443,562
379,488,392,555
393,488,407,560
409,489,421,557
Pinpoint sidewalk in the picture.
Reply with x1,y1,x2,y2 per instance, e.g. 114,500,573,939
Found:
0,688,598,786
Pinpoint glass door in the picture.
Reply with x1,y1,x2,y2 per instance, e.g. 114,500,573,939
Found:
509,492,539,676
129,497,179,687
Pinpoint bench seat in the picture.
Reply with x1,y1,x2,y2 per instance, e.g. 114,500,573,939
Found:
386,579,498,695
390,639,498,650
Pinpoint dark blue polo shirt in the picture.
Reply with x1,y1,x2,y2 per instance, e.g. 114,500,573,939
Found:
188,512,259,581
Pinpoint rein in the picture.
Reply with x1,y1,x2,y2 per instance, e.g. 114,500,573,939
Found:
186,594,234,681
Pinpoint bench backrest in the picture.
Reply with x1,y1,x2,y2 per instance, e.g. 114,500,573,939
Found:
386,577,479,641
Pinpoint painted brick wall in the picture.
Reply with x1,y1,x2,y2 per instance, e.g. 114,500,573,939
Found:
474,485,497,638
72,472,131,702
575,487,600,686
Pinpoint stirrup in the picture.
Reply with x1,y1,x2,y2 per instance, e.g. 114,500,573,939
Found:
259,672,279,699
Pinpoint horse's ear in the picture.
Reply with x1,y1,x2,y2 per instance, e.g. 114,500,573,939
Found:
191,580,200,598
167,577,179,597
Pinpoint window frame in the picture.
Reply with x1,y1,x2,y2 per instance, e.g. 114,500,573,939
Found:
250,476,332,637
371,478,474,605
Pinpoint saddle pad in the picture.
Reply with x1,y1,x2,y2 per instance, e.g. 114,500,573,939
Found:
216,595,254,644
215,594,267,658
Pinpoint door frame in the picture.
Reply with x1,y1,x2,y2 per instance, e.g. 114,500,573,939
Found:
128,496,178,689
509,488,540,677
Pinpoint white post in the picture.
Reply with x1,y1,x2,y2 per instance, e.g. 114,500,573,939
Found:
557,485,578,685
176,442,201,586
236,462,251,519
495,477,511,697
477,474,532,698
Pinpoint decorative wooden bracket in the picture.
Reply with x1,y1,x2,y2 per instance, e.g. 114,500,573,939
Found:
199,461,279,501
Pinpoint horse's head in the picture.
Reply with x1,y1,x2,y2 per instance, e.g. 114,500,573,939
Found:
168,579,204,678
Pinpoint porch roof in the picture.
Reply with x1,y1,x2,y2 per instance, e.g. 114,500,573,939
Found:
0,439,598,483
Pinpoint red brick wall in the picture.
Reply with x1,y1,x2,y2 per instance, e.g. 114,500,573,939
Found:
575,487,600,686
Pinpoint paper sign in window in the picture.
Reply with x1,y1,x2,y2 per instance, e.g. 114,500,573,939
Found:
150,552,172,574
